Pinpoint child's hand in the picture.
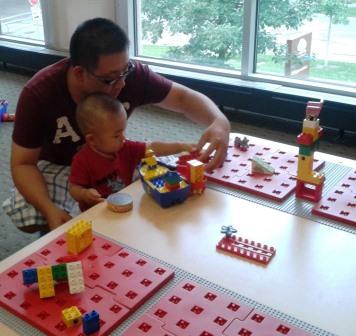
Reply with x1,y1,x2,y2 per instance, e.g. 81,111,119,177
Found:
83,188,105,205
181,143,198,153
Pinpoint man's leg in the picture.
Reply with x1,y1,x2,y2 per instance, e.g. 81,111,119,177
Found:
2,161,77,233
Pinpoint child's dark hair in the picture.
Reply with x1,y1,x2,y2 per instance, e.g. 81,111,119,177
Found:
76,93,126,135
70,18,129,71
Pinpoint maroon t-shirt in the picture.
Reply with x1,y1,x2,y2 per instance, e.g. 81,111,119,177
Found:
13,58,172,165
69,140,146,211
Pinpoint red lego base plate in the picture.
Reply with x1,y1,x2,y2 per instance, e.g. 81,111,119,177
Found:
122,281,311,336
312,170,356,227
216,236,276,265
0,233,174,336
205,135,325,202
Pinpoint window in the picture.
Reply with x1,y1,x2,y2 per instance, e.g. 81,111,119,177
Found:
0,0,44,42
136,0,244,73
256,0,356,88
134,0,356,94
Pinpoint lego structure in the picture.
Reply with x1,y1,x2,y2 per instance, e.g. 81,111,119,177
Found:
312,169,356,226
296,100,325,202
202,135,325,202
0,232,174,335
217,226,276,265
138,151,195,207
123,281,311,336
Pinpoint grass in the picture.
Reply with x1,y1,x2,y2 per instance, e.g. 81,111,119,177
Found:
348,7,356,17
142,44,356,84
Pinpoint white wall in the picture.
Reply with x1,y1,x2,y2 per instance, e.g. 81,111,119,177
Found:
43,0,116,51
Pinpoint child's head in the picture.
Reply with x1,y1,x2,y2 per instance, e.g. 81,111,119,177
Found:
76,93,127,154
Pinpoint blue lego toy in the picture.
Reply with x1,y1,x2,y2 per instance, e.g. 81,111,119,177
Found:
221,225,237,239
0,100,9,122
83,310,100,335
22,268,38,285
138,153,191,208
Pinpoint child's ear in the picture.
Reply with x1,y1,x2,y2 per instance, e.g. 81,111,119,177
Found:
86,133,95,146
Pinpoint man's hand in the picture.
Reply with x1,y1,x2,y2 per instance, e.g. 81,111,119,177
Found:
196,118,230,171
45,206,72,231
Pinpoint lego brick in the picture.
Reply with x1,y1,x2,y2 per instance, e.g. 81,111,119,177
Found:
224,310,311,336
0,232,174,336
312,170,356,227
66,220,93,255
62,305,82,328
66,261,85,294
217,236,276,265
123,281,311,336
52,263,67,281
37,265,55,298
83,310,100,335
22,268,38,285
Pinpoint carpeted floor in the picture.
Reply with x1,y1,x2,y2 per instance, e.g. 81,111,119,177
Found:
1,69,355,261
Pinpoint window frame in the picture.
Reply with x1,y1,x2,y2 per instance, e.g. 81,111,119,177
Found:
118,0,356,98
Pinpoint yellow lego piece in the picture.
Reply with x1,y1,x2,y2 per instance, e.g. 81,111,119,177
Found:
37,265,55,298
297,155,324,184
66,220,93,255
187,159,205,183
62,306,82,328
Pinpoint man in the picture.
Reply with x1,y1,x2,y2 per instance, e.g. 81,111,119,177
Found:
4,18,230,233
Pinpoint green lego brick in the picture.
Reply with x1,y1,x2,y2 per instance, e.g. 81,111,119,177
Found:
52,264,68,281
299,145,312,156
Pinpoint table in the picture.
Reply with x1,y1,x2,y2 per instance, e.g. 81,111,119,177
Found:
1,136,355,336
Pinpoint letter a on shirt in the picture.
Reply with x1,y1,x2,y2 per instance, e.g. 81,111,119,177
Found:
53,116,80,144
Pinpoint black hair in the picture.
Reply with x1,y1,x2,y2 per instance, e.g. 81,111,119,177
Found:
76,93,126,135
70,18,129,71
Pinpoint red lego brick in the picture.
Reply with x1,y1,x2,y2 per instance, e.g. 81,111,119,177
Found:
123,281,311,336
224,310,311,336
0,233,174,336
216,236,276,265
123,281,253,336
122,314,175,335
312,170,356,227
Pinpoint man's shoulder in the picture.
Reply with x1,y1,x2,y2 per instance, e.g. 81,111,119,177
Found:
26,58,70,91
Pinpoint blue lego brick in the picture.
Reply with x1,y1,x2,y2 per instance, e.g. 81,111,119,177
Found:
151,176,165,188
83,310,100,335
0,100,8,122
22,268,38,285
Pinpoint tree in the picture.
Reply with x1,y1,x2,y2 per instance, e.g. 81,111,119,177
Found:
141,0,318,68
315,0,349,66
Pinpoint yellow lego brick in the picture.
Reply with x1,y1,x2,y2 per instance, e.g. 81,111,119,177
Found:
297,155,325,184
66,220,93,255
187,159,205,183
62,305,82,328
37,265,55,298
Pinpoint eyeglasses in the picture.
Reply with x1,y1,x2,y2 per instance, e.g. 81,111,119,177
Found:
87,60,135,86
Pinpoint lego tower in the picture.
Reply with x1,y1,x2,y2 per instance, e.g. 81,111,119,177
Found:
296,100,325,202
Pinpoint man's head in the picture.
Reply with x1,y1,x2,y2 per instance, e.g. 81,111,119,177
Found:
69,18,134,99
76,93,127,155
70,18,129,71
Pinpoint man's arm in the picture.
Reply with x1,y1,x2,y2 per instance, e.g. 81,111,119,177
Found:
10,142,71,231
156,82,230,171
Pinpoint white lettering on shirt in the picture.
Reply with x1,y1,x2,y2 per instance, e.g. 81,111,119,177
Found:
53,116,80,144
